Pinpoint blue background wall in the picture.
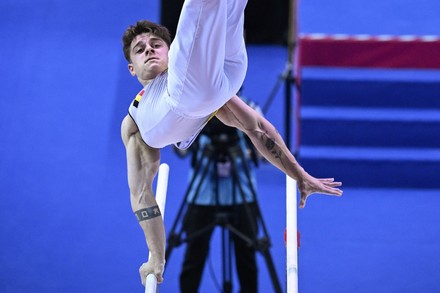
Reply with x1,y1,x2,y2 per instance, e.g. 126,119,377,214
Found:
1,0,440,292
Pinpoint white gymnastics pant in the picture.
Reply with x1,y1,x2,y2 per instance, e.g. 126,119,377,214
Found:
168,0,248,117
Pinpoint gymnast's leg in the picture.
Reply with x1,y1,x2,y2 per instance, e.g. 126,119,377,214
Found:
167,0,248,117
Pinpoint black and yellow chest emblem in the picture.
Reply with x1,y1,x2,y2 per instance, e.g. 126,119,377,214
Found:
133,89,145,108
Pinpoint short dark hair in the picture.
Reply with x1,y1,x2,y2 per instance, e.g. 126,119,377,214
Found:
122,20,171,62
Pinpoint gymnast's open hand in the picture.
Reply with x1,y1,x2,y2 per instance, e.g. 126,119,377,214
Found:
297,172,343,209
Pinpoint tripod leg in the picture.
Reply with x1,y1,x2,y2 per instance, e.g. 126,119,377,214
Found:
222,226,233,293
260,246,283,293
262,74,284,114
165,149,215,263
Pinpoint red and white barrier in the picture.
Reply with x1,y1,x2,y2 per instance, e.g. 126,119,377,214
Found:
300,33,440,69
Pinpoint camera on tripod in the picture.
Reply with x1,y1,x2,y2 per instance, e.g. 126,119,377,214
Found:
166,107,282,293
182,116,259,172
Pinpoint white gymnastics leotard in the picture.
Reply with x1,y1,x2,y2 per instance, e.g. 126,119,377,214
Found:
128,0,248,149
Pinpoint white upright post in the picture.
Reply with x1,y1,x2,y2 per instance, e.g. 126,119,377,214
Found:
145,163,170,293
155,163,169,219
286,175,298,293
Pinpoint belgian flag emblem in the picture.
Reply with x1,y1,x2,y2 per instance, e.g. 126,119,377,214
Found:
133,89,145,108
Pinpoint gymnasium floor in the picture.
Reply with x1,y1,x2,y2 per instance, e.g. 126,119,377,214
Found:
1,0,439,292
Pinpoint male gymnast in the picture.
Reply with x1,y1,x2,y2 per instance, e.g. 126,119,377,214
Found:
120,0,342,286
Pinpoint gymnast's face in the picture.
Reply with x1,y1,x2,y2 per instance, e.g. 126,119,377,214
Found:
128,33,169,86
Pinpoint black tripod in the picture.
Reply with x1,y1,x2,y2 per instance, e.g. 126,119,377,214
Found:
165,136,282,293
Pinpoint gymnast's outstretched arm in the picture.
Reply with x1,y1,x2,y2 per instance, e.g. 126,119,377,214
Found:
121,115,165,285
216,96,343,208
